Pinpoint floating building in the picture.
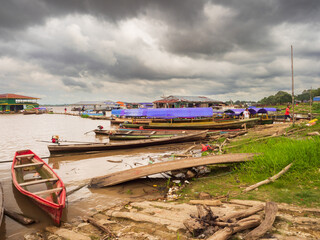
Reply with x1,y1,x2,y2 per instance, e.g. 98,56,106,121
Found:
153,95,223,108
0,93,39,112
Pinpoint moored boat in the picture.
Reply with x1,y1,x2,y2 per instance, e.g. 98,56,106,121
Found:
0,182,3,225
48,130,208,154
94,129,191,140
11,150,66,225
122,118,259,130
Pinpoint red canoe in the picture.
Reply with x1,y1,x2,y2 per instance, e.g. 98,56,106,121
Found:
11,149,66,225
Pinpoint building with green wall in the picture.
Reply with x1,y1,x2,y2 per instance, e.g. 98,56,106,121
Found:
0,93,40,112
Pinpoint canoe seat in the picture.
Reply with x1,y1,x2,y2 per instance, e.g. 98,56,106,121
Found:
14,162,44,169
16,154,35,159
19,178,59,187
33,187,63,196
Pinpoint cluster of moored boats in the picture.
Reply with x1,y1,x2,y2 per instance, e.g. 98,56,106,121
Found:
0,107,275,227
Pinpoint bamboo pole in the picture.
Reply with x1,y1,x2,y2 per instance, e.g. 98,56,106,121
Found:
291,45,295,126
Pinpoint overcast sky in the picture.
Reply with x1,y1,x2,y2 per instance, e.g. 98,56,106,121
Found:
1,0,319,104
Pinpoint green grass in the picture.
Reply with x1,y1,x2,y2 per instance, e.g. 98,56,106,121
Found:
180,122,320,207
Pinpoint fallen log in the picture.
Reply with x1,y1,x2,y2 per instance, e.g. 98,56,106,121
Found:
208,215,261,240
85,217,116,239
220,204,264,222
189,200,222,206
243,163,292,193
246,201,278,240
4,208,36,225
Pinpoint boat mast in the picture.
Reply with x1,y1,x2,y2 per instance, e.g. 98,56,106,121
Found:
291,45,295,126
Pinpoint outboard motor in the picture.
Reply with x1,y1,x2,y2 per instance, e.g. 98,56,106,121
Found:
51,135,60,144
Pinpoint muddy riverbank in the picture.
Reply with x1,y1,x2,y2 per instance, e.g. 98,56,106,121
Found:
0,113,195,239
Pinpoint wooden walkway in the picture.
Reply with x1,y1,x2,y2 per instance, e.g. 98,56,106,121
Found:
89,153,256,188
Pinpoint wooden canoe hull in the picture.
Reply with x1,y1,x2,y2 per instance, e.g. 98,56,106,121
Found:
0,182,3,225
94,129,192,140
11,150,66,225
122,118,259,130
89,153,256,188
48,130,208,154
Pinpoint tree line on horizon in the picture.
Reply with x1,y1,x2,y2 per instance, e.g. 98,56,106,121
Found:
229,87,320,106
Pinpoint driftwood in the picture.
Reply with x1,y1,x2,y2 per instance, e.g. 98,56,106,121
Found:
307,131,320,136
220,204,264,222
184,203,266,240
85,217,116,238
66,183,88,196
246,202,278,240
243,163,292,193
208,215,261,240
107,160,123,163
4,208,36,225
183,145,196,154
189,200,222,206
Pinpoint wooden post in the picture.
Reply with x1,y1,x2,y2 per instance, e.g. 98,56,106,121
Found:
291,45,295,126
310,87,312,120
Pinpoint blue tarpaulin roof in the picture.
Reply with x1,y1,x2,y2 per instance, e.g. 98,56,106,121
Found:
313,96,320,101
224,108,277,116
112,107,213,118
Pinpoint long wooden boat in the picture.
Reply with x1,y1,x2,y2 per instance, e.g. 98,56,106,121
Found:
48,130,208,154
0,182,3,225
122,118,260,130
94,129,192,140
12,150,66,225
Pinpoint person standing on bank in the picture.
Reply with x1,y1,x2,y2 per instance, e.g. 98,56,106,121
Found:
285,105,291,121
243,108,250,119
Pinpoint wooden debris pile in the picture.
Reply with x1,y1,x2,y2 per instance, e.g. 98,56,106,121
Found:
184,201,278,240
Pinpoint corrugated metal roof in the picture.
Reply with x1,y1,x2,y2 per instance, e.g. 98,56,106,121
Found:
0,93,39,99
153,95,221,103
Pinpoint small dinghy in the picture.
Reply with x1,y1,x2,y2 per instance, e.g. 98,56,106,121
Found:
11,150,66,225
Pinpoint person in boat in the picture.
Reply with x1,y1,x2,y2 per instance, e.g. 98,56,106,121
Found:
285,105,291,121
243,108,250,119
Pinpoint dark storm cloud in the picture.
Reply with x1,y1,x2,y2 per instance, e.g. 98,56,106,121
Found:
62,77,88,89
0,0,205,32
1,0,320,103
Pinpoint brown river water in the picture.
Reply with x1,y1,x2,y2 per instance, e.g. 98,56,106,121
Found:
0,108,188,239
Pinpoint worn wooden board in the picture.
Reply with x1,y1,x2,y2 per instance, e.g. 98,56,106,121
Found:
89,153,256,188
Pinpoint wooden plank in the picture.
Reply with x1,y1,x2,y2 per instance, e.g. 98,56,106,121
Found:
14,162,44,169
16,154,35,159
19,178,58,187
124,130,133,135
89,153,256,188
33,187,63,196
